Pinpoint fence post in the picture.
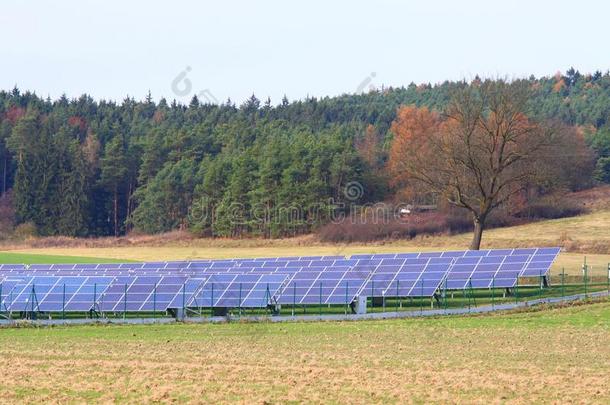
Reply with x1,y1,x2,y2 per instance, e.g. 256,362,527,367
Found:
443,278,448,312
31,284,36,315
345,281,349,315
319,282,322,317
420,278,424,313
238,282,242,317
396,279,400,311
607,263,610,294
514,280,519,305
93,283,97,317
561,267,565,299
265,283,270,315
153,283,157,319
539,269,543,301
584,259,588,299
62,283,66,320
292,282,296,317
491,276,495,309
210,282,214,318
182,281,186,320
123,283,127,320
582,256,588,298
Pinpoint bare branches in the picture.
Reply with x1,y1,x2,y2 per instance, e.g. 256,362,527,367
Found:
388,80,570,249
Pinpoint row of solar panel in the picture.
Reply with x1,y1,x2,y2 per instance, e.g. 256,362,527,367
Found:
0,274,288,313
0,248,558,271
0,255,558,282
0,256,557,281
0,248,560,313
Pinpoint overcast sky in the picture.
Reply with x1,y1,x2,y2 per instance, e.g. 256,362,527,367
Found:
1,0,608,105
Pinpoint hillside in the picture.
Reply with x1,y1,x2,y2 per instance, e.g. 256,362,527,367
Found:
1,69,610,240
4,204,609,277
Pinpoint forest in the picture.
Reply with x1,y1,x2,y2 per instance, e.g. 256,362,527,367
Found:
1,68,609,239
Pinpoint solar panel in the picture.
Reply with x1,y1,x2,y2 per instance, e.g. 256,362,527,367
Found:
0,247,562,315
361,257,454,297
442,247,560,290
277,266,368,305
519,247,561,277
167,277,207,309
0,276,33,312
188,273,288,308
0,276,117,312
98,276,190,312
40,276,114,312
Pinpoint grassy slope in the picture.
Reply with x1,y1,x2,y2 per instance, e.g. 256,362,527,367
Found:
0,300,608,403
2,209,610,275
0,252,127,264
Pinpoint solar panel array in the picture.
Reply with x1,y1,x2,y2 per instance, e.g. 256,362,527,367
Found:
0,248,560,314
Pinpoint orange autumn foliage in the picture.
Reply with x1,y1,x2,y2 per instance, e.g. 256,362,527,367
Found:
388,105,440,187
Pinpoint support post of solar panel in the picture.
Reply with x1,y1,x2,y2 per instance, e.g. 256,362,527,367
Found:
265,283,275,315
29,284,39,320
467,278,475,311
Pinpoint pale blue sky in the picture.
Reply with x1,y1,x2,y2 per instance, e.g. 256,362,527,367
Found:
1,0,608,105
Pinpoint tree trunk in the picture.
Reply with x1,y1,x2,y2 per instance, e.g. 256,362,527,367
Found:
1,157,6,196
125,182,132,234
470,217,485,250
113,190,119,237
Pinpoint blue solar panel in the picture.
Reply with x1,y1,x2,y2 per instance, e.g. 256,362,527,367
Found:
186,273,287,308
519,247,561,277
0,247,561,313
360,256,454,297
441,247,560,290
97,276,189,312
277,266,368,305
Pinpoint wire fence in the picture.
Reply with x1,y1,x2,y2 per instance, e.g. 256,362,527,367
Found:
0,263,608,321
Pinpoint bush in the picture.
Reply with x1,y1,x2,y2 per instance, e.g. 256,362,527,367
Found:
318,211,449,242
13,222,38,240
516,195,585,220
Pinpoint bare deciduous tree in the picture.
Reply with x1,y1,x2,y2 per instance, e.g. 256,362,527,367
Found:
390,80,574,250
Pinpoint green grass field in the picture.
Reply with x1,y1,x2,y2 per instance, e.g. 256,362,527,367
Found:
0,300,608,403
0,213,609,403
0,252,127,264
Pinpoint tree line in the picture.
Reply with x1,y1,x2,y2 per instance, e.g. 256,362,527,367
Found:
0,69,609,239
